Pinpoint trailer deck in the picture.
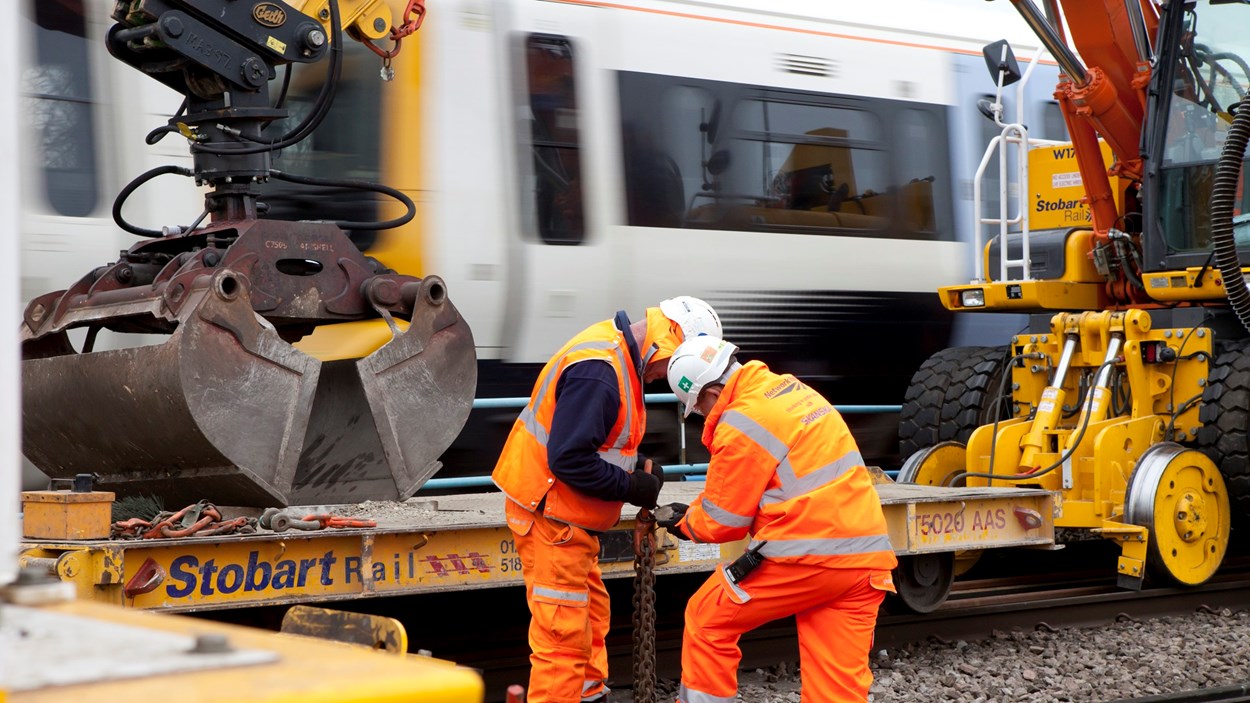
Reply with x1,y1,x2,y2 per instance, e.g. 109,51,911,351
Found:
20,482,1056,612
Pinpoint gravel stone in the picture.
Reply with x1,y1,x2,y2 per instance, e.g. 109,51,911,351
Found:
614,608,1250,703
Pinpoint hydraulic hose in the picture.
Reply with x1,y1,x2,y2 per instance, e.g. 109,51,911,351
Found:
1211,98,1250,334
268,170,416,230
112,164,195,237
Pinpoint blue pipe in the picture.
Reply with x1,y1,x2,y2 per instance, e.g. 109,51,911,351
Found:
434,395,903,492
473,395,901,415
422,464,902,490
423,463,712,490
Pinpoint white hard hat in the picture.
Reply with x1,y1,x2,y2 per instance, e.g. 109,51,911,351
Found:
659,296,722,340
667,336,738,417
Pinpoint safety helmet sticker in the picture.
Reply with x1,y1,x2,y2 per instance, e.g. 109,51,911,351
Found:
678,376,693,392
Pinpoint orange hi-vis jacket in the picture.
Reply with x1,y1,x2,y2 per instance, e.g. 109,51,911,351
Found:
492,318,646,533
678,361,897,572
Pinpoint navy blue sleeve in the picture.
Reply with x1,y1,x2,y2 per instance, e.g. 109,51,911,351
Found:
547,360,632,502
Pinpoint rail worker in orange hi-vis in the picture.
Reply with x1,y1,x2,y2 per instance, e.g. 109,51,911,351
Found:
492,297,722,703
659,336,898,703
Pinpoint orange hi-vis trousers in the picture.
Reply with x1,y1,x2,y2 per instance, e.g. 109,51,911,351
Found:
507,500,611,703
677,561,894,703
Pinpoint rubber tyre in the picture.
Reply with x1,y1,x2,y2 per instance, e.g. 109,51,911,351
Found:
899,346,1011,461
1197,338,1250,519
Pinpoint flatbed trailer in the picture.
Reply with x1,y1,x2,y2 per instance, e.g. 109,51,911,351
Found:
20,482,1056,614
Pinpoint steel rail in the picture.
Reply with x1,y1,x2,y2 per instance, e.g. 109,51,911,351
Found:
1105,684,1250,703
457,570,1250,700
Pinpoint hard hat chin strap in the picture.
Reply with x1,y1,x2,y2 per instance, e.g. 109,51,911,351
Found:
641,344,658,374
714,360,742,387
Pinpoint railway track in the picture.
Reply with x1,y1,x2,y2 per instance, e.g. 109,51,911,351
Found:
189,546,1250,701
451,568,1250,701
1106,685,1250,703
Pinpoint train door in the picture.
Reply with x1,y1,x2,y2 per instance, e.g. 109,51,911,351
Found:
19,0,197,335
494,1,616,363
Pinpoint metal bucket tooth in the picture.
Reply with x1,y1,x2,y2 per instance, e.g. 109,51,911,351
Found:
22,271,321,507
290,280,476,504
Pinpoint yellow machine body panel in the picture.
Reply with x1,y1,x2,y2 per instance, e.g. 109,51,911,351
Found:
939,229,1108,312
1141,266,1242,303
1028,140,1127,230
3,599,483,702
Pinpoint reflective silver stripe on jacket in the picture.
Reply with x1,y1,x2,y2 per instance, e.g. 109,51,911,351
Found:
533,585,589,603
760,451,865,506
600,448,637,472
750,534,894,558
719,410,788,461
593,339,638,470
718,564,752,603
700,498,753,528
519,339,621,446
607,341,635,451
518,406,549,445
678,682,739,703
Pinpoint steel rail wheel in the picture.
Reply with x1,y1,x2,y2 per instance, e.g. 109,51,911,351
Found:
890,552,955,614
898,442,983,577
1126,442,1230,586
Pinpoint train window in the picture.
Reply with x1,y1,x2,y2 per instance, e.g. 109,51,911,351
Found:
23,0,99,217
1040,101,1068,142
523,35,585,245
894,108,948,234
618,71,953,240
622,83,715,227
723,99,890,230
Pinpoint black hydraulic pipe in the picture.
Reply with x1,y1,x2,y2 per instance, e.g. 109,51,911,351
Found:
1008,0,1089,84
1124,0,1153,63
112,164,195,237
1211,99,1250,334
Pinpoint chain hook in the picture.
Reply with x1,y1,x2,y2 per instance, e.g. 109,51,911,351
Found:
632,507,659,703
363,0,426,75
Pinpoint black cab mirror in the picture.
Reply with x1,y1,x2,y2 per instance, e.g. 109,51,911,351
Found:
982,39,1022,87
705,149,731,176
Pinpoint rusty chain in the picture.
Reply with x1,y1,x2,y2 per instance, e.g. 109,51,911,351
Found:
632,507,658,703
110,500,257,539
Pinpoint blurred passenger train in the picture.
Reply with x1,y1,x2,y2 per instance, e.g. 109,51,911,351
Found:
19,0,1069,472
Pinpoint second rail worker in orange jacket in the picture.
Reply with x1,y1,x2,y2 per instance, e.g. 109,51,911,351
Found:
659,336,898,703
492,297,721,703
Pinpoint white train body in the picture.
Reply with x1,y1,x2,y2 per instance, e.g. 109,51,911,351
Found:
19,0,1065,473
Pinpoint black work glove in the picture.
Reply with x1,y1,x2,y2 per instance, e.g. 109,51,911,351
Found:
642,457,665,488
655,502,691,541
624,470,662,509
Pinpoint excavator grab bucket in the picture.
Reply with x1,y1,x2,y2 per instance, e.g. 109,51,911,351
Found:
21,269,476,507
292,279,477,504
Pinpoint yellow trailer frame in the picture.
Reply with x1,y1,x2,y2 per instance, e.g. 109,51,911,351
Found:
20,483,1055,613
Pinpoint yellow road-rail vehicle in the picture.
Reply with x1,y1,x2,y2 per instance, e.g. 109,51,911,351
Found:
898,0,1250,590
20,482,1055,617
